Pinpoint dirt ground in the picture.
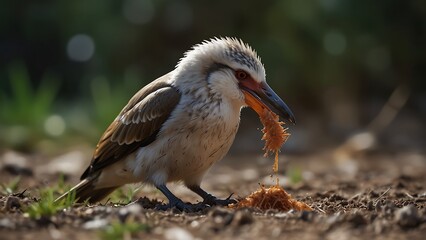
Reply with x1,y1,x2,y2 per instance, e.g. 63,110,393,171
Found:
0,148,425,240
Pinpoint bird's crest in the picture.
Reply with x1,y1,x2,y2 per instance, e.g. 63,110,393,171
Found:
177,37,264,75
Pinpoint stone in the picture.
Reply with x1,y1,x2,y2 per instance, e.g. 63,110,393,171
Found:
395,205,420,228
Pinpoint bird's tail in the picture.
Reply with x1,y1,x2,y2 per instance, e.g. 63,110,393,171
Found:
55,177,117,204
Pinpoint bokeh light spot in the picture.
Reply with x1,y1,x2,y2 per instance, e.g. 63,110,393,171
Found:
66,34,95,62
44,115,66,137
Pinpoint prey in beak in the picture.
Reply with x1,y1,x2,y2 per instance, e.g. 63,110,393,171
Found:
238,72,296,124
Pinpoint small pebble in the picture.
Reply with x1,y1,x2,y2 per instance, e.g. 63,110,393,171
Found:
208,207,234,226
0,218,14,228
3,196,21,211
2,151,32,176
190,220,200,228
395,205,420,228
231,210,253,226
208,207,233,218
164,227,194,240
118,204,142,221
82,218,109,229
300,210,316,222
84,208,93,215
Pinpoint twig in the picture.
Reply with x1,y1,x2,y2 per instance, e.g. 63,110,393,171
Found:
374,187,391,204
315,206,326,214
405,192,414,199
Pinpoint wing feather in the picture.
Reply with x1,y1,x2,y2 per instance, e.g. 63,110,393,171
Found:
81,73,181,179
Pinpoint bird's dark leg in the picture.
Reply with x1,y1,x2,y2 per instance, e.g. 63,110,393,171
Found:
188,185,237,206
155,185,200,212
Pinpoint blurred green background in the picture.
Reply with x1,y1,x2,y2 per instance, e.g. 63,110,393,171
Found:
1,0,425,153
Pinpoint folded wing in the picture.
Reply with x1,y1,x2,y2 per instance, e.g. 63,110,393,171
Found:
81,73,181,179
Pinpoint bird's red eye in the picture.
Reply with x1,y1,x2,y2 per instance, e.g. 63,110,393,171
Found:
235,70,248,80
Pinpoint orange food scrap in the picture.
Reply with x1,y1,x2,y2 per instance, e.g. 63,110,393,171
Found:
230,185,312,211
258,109,290,174
230,108,312,212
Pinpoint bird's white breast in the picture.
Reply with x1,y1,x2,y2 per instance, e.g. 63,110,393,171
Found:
127,95,242,186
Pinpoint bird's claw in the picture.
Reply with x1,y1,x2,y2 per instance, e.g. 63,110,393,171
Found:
155,200,205,212
203,193,237,206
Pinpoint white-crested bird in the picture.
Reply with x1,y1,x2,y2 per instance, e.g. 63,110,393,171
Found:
56,37,295,211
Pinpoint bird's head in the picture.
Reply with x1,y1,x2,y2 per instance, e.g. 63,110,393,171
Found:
175,37,295,124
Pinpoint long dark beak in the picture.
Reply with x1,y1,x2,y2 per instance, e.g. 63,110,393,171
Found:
240,80,296,124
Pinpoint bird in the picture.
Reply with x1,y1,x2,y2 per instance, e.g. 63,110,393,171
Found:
56,37,295,211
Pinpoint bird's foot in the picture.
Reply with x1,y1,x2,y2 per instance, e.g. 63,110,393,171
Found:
155,199,206,212
202,193,237,207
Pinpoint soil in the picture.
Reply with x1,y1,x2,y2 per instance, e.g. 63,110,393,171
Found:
0,149,425,240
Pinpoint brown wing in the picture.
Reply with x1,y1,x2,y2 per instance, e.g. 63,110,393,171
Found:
81,73,181,179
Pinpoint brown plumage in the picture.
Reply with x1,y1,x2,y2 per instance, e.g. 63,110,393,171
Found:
80,73,180,181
